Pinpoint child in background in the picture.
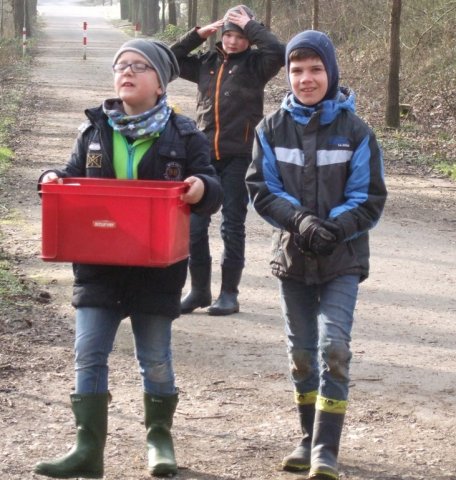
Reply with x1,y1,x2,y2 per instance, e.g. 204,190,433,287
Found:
171,5,285,316
246,30,387,479
34,39,222,479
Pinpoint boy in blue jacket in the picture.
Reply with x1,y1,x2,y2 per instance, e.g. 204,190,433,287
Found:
246,31,387,479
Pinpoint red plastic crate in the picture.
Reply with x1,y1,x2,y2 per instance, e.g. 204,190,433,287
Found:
41,178,190,267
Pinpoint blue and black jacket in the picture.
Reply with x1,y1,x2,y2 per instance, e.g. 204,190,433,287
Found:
246,88,387,284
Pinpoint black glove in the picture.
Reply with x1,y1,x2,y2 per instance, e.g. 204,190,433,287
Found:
321,219,345,243
293,215,337,256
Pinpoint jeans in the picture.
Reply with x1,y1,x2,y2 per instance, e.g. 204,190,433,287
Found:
279,275,360,401
189,157,249,270
74,307,176,396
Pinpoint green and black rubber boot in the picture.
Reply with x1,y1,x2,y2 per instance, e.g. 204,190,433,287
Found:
281,393,316,472
34,392,109,479
308,400,346,480
144,392,179,477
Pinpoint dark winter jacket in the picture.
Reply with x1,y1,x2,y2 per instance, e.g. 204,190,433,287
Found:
40,105,222,318
246,89,387,285
170,20,285,160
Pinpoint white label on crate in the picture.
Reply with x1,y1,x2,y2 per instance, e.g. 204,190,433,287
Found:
92,220,117,229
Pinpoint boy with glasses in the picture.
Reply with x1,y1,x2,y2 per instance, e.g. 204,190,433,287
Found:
34,39,222,478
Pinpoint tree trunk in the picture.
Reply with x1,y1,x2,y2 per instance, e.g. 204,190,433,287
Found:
120,0,129,19
161,0,165,31
187,0,193,29
29,0,37,20
11,0,36,37
385,0,402,128
13,0,25,37
151,0,160,33
188,0,197,29
130,0,140,24
168,0,177,25
141,0,149,34
312,0,319,30
208,0,218,50
264,0,271,30
191,0,197,27
141,0,160,35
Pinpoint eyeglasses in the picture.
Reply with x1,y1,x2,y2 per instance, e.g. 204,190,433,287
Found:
112,62,153,73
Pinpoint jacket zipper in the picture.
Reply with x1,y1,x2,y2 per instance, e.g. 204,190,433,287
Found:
213,59,226,160
124,138,135,179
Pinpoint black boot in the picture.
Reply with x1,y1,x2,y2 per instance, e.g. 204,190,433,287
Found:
180,263,211,314
282,401,315,471
144,392,179,477
34,393,109,479
207,267,242,316
308,409,345,480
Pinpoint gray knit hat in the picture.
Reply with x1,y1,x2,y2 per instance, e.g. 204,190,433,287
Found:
222,5,255,35
113,39,179,92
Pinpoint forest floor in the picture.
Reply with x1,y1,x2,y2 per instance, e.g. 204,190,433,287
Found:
1,2,456,480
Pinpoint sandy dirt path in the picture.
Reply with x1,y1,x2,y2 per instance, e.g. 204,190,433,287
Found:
0,2,455,479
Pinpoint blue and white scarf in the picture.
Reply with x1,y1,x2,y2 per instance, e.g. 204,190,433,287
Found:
103,94,171,140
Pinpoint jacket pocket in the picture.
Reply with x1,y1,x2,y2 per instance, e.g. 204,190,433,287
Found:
270,230,293,272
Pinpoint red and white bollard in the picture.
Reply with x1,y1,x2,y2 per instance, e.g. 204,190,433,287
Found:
22,26,27,56
83,21,88,60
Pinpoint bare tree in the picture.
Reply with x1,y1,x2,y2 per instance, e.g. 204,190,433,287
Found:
312,0,319,30
141,0,160,35
187,0,194,29
120,0,129,19
0,0,36,39
29,0,37,21
168,0,177,25
129,0,141,25
385,0,402,128
264,0,271,29
208,0,219,50
161,0,166,31
12,0,28,37
191,0,198,28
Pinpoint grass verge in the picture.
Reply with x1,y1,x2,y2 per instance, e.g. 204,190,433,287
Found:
0,247,30,308
0,39,36,325
377,122,456,178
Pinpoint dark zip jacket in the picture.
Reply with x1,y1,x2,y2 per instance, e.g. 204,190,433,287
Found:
170,20,285,160
40,105,222,318
246,89,387,285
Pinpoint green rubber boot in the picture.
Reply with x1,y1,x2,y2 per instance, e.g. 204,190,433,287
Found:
144,392,179,477
34,393,109,479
